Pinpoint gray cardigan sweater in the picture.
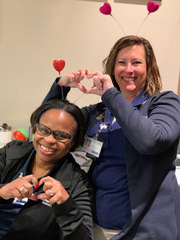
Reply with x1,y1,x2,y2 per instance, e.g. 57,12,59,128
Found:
44,81,180,239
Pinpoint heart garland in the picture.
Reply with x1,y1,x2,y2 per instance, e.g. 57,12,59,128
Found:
53,60,65,75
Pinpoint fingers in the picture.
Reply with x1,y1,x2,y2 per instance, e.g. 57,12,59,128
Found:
74,70,103,93
60,69,89,86
75,69,88,81
37,176,69,205
86,74,104,96
77,83,87,93
0,174,38,201
87,74,114,96
28,194,38,201
86,88,102,95
59,69,114,95
37,177,55,202
17,185,30,199
29,176,39,188
87,70,101,79
15,175,38,199
23,174,38,187
38,176,52,186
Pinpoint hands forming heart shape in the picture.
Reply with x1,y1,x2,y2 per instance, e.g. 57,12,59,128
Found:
59,70,115,97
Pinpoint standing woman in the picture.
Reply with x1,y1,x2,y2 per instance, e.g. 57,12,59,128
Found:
0,99,93,240
43,36,180,240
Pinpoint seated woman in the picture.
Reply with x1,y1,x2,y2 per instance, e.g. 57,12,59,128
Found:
0,99,93,240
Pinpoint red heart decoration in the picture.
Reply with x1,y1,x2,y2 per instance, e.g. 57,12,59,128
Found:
53,60,65,75
147,1,159,14
99,2,112,15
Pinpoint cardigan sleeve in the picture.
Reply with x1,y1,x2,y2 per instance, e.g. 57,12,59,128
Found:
42,78,71,104
102,88,180,155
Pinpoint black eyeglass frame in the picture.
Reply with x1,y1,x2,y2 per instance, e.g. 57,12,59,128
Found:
35,123,76,143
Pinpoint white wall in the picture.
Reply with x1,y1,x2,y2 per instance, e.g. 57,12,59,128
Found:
0,0,180,133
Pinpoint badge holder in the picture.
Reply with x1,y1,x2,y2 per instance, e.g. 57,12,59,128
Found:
82,120,109,159
12,197,28,206
83,136,103,158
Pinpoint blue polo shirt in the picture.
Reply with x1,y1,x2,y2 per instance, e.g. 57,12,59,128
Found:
90,90,148,229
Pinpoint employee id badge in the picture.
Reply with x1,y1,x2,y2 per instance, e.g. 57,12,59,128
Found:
12,197,28,206
83,136,103,158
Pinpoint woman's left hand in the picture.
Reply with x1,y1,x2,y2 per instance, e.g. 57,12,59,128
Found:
36,176,69,205
86,71,114,96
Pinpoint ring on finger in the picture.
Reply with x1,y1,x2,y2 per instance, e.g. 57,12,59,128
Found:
19,187,25,192
48,189,54,197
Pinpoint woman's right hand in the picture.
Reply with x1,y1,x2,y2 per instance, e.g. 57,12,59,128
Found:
58,69,91,93
0,175,38,202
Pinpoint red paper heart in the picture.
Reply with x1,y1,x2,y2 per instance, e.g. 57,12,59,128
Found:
99,2,112,15
53,60,65,75
147,1,159,14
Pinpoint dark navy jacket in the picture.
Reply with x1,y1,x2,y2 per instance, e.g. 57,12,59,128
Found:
0,141,93,240
44,81,180,240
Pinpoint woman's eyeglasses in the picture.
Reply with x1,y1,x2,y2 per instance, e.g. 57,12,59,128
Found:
35,123,76,143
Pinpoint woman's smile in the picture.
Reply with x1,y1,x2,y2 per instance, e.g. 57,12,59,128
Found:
114,45,147,101
40,144,56,154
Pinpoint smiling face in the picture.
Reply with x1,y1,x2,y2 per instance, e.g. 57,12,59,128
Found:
33,109,77,167
114,45,147,102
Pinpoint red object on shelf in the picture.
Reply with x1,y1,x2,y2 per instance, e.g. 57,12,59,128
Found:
13,130,27,141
